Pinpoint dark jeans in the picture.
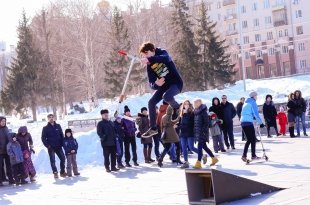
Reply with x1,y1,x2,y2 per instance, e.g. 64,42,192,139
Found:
0,154,13,182
160,142,181,161
197,141,214,161
242,124,257,158
180,137,198,161
153,132,161,158
143,143,153,149
48,147,66,174
102,145,116,169
12,163,25,181
116,138,124,164
124,136,137,163
223,123,235,148
149,84,181,128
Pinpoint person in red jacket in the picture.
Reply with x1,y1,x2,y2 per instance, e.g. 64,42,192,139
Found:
277,106,288,136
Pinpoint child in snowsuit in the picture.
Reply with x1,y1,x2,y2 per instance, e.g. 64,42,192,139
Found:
209,112,226,153
193,99,218,169
7,133,27,185
63,129,80,177
277,106,288,136
16,126,36,182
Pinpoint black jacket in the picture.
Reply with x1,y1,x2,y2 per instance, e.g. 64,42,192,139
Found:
236,102,244,119
97,119,116,147
41,122,64,149
209,97,224,120
0,126,9,154
263,101,277,126
114,121,125,140
221,101,237,125
287,100,297,115
194,104,209,143
179,112,194,138
295,98,306,116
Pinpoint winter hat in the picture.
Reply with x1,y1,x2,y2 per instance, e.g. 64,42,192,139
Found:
124,105,130,113
265,94,272,101
249,91,258,98
65,129,73,135
209,112,217,119
141,107,147,113
100,109,109,115
116,116,122,121
18,126,28,134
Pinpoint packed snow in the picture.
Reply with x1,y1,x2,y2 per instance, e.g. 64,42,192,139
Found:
1,74,310,204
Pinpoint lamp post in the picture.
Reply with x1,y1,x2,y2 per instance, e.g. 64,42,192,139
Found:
237,0,246,91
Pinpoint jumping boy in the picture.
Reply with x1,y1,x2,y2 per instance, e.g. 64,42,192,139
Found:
139,42,183,138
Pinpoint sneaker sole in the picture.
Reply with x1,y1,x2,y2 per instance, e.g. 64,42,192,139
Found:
141,133,158,138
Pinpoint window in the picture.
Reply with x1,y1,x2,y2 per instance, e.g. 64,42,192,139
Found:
242,21,248,29
258,65,265,79
245,52,250,59
252,3,257,11
241,5,246,13
279,30,283,37
300,60,307,69
255,34,261,42
265,16,272,25
293,0,299,5
283,61,291,75
298,42,305,51
253,18,259,27
229,23,237,31
217,2,221,9
243,36,249,44
296,10,302,18
284,29,288,36
282,46,289,54
296,26,303,35
267,31,273,40
256,50,262,58
246,67,252,79
269,63,277,77
268,48,275,56
264,0,270,8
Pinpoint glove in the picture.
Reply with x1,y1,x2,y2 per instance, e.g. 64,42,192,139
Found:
260,124,265,128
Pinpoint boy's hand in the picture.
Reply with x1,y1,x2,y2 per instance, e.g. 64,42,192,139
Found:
155,78,165,86
140,57,149,65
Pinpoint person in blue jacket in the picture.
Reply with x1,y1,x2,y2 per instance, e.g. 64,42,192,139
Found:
240,91,265,162
140,42,183,138
41,114,66,178
63,129,80,177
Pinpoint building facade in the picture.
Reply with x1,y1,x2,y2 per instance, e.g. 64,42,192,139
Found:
187,0,310,80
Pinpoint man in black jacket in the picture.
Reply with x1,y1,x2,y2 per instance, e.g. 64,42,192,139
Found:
221,95,237,149
294,90,308,136
41,114,66,178
97,109,119,173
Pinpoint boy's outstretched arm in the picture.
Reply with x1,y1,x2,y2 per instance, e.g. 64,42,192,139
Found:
147,50,171,64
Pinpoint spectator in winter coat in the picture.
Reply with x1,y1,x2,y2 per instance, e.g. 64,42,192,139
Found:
97,109,119,173
287,93,297,138
294,90,308,136
16,126,36,182
193,99,218,169
63,129,80,177
41,114,66,178
7,133,27,185
136,107,155,164
263,95,280,138
240,91,265,162
121,106,139,167
277,106,288,136
209,97,224,123
157,105,183,167
236,97,246,141
114,117,126,169
221,95,237,149
0,116,15,186
178,100,197,169
209,112,226,153
140,42,183,138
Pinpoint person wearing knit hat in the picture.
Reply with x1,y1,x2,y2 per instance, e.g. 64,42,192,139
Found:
240,91,265,162
97,108,119,172
263,94,280,138
277,106,288,136
124,106,130,114
63,128,80,177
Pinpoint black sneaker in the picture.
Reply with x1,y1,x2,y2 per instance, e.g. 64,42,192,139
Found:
9,180,15,185
267,135,272,138
21,179,28,185
118,163,125,169
256,138,261,142
126,163,132,167
74,173,80,176
221,149,226,152
142,127,158,138
232,147,236,150
304,132,308,136
106,168,111,173
111,167,120,172
133,162,139,166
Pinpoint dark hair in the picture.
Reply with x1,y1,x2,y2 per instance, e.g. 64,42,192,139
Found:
265,94,272,101
100,109,109,115
47,114,54,118
124,105,130,113
141,107,147,113
65,129,72,135
139,42,155,53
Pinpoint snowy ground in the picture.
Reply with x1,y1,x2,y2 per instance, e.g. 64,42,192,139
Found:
1,74,310,204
